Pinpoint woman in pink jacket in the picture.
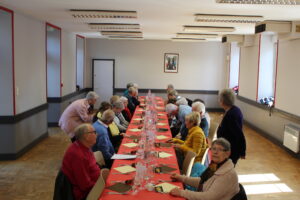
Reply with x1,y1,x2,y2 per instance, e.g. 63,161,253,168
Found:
170,138,240,200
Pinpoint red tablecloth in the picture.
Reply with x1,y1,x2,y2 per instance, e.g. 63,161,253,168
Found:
99,96,184,200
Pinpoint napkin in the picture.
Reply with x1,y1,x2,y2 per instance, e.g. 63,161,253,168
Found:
114,165,136,174
155,182,179,193
123,143,138,148
133,118,143,121
107,182,132,193
157,122,167,126
128,128,141,132
158,152,173,158
156,135,169,140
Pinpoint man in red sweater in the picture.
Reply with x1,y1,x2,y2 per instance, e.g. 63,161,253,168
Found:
62,123,100,200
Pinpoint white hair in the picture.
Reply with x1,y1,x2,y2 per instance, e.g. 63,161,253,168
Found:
86,91,99,100
176,97,188,106
192,101,206,114
112,101,124,110
119,96,128,103
101,109,115,123
165,103,178,114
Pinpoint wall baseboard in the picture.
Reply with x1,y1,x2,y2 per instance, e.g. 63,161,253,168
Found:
0,131,48,160
244,120,300,159
114,88,219,95
0,103,48,124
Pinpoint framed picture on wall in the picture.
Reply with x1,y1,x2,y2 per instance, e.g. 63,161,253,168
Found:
164,53,179,73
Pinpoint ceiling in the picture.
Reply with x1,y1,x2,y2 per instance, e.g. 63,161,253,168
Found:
1,0,300,41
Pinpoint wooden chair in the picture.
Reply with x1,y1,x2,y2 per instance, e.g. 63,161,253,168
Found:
181,151,196,177
86,168,109,200
208,121,219,142
93,151,106,167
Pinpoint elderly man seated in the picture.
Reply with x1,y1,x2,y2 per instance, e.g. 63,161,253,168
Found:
61,123,100,200
192,101,209,137
59,91,99,142
112,101,128,132
166,103,192,141
126,86,140,114
92,109,116,168
169,138,239,200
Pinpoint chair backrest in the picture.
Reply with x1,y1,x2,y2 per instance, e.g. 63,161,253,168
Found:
208,121,219,142
231,183,248,200
53,170,74,200
101,168,109,182
94,151,106,167
201,148,209,166
86,169,106,200
182,151,196,177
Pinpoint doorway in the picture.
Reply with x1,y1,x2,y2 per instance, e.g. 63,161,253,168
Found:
92,59,115,108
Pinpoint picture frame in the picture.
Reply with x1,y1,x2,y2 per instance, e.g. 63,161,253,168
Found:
164,53,179,73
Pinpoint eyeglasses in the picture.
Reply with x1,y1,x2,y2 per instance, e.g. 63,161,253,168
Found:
86,131,96,135
211,147,227,152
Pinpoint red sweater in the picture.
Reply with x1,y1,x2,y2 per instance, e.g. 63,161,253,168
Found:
62,141,100,200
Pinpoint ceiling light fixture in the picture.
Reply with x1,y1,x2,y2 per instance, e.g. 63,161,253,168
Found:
89,23,140,30
101,31,143,37
183,25,235,32
172,38,207,42
176,33,219,38
70,9,137,19
216,0,300,5
195,14,263,23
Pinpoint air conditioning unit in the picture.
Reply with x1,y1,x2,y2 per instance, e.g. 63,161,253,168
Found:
283,124,300,153
256,21,300,40
222,35,244,44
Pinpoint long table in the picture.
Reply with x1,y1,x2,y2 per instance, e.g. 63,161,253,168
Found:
99,96,184,200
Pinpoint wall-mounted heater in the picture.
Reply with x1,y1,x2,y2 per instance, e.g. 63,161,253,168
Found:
283,124,300,153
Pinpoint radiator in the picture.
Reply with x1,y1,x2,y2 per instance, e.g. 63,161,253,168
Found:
283,124,300,153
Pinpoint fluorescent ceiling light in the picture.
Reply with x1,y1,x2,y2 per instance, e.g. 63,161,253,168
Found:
108,36,143,40
101,31,143,37
176,33,219,38
195,14,263,23
183,25,235,32
70,9,137,19
172,38,207,42
216,0,300,5
89,23,140,30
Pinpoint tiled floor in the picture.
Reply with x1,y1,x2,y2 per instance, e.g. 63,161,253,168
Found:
0,113,299,200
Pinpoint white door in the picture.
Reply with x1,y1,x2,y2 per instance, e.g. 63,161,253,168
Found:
93,59,114,108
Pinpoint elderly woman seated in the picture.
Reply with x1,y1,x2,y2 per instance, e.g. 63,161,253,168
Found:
172,112,208,169
192,101,209,137
112,101,128,132
169,138,239,200
120,96,132,122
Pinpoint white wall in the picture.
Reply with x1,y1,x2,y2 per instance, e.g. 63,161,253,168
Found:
61,30,76,96
276,39,300,116
86,39,227,90
239,35,260,101
76,36,84,90
14,12,46,114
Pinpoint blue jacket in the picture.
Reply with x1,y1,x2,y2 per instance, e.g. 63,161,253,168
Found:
92,121,115,160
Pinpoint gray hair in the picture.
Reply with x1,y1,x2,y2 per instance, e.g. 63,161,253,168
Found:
219,89,235,106
101,109,115,123
110,95,120,105
167,89,178,96
167,84,174,90
112,100,124,110
212,138,231,152
133,83,138,88
119,96,128,103
176,97,188,106
126,82,134,89
74,123,92,140
185,112,200,126
86,91,99,100
192,101,206,114
165,103,178,114
128,86,136,95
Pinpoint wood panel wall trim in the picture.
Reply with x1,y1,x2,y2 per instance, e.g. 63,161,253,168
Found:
114,88,219,95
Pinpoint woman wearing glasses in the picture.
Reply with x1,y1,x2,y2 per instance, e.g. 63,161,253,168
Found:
169,138,240,200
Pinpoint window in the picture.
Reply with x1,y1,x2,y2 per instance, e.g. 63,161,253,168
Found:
257,33,277,106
